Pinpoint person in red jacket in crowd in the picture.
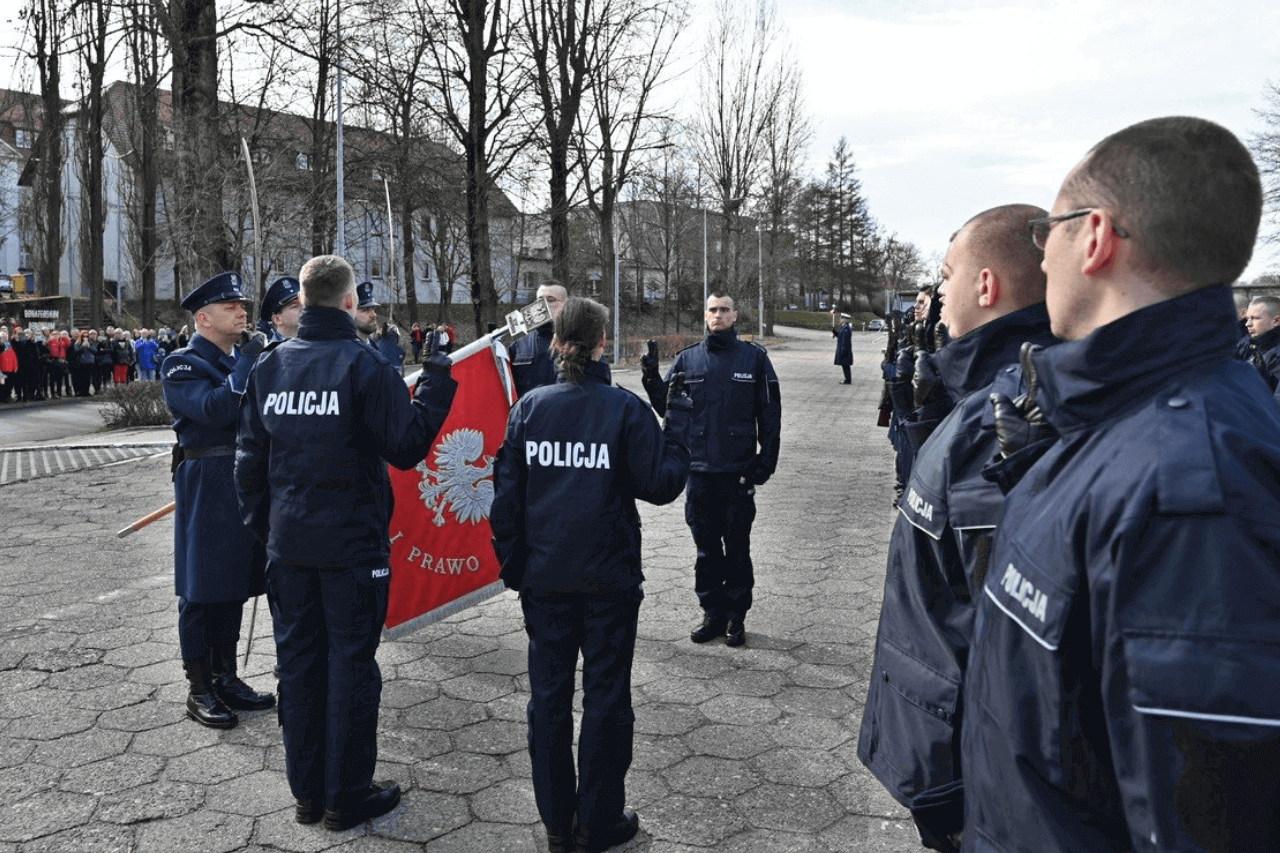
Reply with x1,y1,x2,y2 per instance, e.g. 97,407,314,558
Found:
46,330,71,398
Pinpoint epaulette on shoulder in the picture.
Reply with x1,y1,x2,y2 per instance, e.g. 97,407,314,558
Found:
748,340,768,353
262,339,287,354
1151,389,1224,516
675,341,701,356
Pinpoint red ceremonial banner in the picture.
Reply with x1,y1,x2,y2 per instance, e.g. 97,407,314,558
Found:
382,342,516,638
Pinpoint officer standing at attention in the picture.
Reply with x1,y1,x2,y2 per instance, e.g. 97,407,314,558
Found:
354,280,406,376
832,312,853,384
161,272,274,730
511,281,567,396
1241,294,1280,391
236,255,457,831
258,276,302,341
858,204,1056,853
642,294,781,648
490,297,691,853
963,117,1280,853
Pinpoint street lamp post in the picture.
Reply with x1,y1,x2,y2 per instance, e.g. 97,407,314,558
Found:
758,221,763,338
335,0,345,257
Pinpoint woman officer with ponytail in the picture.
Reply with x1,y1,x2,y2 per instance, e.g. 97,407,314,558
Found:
491,297,692,853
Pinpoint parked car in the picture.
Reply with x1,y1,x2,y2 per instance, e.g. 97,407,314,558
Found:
868,319,885,331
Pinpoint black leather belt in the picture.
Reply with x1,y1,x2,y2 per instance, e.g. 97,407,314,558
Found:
183,445,235,459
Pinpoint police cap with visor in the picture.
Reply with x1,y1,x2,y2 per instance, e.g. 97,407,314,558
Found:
182,272,252,314
260,276,301,323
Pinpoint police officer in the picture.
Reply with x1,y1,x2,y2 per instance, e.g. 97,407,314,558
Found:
858,204,1056,853
258,276,302,341
236,255,457,831
964,117,1280,853
642,294,781,648
161,272,274,730
832,312,853,384
511,281,567,396
490,297,691,853
354,280,405,376
1241,294,1280,391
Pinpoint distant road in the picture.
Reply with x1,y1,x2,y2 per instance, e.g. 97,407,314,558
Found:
0,398,127,448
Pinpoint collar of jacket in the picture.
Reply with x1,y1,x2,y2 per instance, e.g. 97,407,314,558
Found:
933,302,1054,398
705,326,739,351
1032,285,1238,434
1250,324,1280,352
557,358,612,386
189,332,236,371
298,306,360,341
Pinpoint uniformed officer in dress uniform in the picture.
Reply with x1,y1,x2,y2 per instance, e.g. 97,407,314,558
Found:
491,297,691,853
964,117,1280,853
510,281,567,396
161,271,274,730
354,280,405,376
236,255,457,832
258,276,302,341
641,294,781,648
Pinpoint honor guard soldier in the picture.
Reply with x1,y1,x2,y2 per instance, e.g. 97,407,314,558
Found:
642,294,781,648
236,255,457,832
259,276,302,341
510,281,567,396
964,118,1280,853
161,271,274,730
858,204,1056,853
491,297,691,853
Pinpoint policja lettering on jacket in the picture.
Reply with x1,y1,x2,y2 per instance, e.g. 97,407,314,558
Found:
525,440,611,469
262,390,341,416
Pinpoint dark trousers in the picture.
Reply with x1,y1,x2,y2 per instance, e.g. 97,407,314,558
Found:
268,562,389,809
841,364,852,382
72,365,92,397
686,472,757,621
177,597,245,660
522,588,642,835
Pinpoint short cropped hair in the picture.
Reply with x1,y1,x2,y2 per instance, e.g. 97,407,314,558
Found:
1251,295,1280,319
707,293,735,309
299,255,355,309
955,204,1048,301
1063,116,1261,287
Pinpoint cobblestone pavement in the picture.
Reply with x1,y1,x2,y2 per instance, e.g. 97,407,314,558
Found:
0,326,919,852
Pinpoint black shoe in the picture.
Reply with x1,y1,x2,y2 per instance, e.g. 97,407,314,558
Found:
725,621,746,647
211,645,276,711
182,658,238,729
295,799,323,825
690,614,728,644
573,808,639,853
323,782,402,831
546,828,573,853
841,380,852,384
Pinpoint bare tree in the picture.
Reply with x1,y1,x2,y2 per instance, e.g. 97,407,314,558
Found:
575,0,684,318
758,51,809,334
633,120,698,332
419,0,528,336
20,0,66,298
693,0,784,294
70,0,112,328
1252,80,1280,251
121,0,166,325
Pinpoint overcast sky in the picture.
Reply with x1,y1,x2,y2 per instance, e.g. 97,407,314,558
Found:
3,0,1279,278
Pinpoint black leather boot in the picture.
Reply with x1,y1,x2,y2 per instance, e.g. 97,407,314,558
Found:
184,657,238,729
211,645,276,712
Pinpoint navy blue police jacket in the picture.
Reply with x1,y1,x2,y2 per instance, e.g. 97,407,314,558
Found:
961,286,1280,853
162,332,264,602
511,324,558,397
235,306,456,570
642,327,781,478
490,359,690,594
858,303,1055,844
1240,324,1280,392
833,322,853,366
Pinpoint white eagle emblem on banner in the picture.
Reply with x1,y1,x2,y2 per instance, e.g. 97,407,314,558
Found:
415,428,495,526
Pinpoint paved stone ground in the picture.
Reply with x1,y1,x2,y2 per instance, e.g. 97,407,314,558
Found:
0,326,919,852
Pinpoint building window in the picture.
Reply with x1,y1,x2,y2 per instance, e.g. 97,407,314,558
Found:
371,259,382,278
296,152,310,171
15,128,33,148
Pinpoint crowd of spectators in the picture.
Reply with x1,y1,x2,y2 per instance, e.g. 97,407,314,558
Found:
0,318,188,403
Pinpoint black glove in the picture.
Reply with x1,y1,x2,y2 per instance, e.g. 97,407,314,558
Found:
989,342,1056,459
742,454,770,486
912,350,949,411
640,339,660,378
895,344,915,383
420,352,452,377
665,371,692,412
237,328,268,361
933,321,949,351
